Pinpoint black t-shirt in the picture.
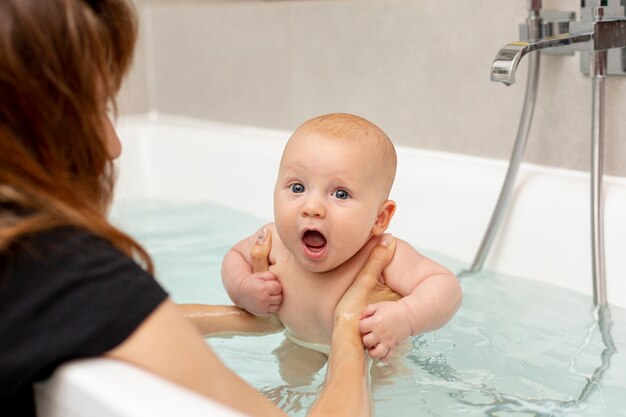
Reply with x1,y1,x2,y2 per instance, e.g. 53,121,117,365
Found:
0,227,168,416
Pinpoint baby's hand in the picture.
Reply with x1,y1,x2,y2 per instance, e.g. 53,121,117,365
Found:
358,300,413,361
237,272,282,316
237,226,281,317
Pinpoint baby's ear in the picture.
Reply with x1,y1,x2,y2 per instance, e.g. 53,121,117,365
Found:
371,200,396,235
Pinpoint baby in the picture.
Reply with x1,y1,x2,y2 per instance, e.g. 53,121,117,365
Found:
222,113,462,360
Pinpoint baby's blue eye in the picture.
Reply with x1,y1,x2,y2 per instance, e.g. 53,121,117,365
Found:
290,183,305,193
333,189,350,200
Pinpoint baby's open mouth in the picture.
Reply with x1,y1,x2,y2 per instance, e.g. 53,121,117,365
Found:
302,230,327,254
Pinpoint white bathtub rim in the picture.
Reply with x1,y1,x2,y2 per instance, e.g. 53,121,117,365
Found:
116,113,626,188
36,358,249,417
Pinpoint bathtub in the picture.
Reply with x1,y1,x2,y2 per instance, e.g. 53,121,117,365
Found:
36,114,626,416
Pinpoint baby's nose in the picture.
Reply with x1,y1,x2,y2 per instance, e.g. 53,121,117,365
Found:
301,195,326,218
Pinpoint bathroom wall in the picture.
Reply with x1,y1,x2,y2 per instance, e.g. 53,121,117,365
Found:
119,0,626,177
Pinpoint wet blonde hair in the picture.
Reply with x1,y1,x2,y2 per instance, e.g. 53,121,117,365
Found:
287,113,397,197
0,0,152,270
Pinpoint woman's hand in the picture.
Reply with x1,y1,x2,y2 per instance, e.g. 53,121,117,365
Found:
336,234,401,362
309,234,399,417
233,227,282,316
179,228,284,336
335,234,400,322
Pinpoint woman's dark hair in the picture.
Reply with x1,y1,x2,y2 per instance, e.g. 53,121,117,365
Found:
0,0,152,270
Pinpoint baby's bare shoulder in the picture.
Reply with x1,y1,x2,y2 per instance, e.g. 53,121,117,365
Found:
365,235,422,264
381,237,452,293
393,237,423,259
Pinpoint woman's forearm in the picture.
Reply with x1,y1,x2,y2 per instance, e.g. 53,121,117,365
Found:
178,304,283,336
109,300,288,417
185,228,281,337
308,315,371,417
308,234,398,417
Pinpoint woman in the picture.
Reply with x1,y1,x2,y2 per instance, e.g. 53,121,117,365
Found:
0,0,398,416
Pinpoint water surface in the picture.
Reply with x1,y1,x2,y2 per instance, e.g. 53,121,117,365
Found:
111,200,626,417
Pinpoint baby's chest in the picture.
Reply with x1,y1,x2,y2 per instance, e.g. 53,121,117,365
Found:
269,257,363,341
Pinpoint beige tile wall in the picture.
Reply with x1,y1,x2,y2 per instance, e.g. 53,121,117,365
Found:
119,0,626,177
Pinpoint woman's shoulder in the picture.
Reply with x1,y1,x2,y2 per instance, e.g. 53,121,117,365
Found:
0,225,167,398
5,226,123,266
0,224,167,331
1,225,156,292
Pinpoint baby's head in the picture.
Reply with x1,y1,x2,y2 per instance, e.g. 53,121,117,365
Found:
274,113,397,273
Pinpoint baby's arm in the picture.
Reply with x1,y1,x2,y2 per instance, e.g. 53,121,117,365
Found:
358,238,462,361
221,225,283,317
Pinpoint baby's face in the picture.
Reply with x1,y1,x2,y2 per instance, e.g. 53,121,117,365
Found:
274,132,389,273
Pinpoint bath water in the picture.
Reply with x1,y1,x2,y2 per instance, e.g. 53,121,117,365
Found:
110,200,626,417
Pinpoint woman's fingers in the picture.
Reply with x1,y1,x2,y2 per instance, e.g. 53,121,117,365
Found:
334,235,398,320
251,227,272,273
353,234,396,288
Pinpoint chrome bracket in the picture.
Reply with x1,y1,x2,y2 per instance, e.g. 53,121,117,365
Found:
580,0,626,75
519,10,577,55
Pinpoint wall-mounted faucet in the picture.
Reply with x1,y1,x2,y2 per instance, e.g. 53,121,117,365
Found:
467,0,626,308
492,1,626,85
462,2,623,407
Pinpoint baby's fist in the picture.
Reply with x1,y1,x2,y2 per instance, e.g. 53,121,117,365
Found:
358,301,412,361
238,271,282,316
